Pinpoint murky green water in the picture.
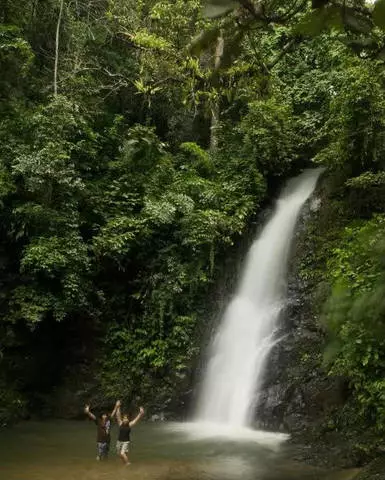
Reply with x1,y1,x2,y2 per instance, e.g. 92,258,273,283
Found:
0,421,359,480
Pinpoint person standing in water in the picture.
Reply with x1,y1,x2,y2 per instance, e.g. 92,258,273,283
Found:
114,400,145,465
84,402,119,461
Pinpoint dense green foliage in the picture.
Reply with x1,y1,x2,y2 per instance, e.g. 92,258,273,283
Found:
0,0,275,420
323,217,385,429
1,0,385,451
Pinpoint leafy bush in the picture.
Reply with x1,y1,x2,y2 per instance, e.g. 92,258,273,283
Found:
315,63,385,178
323,215,385,430
236,98,296,178
94,130,267,402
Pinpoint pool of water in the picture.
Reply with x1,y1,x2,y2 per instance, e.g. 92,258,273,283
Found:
0,421,359,480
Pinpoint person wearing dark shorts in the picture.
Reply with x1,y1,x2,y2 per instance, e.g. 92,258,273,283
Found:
114,400,144,465
84,403,118,460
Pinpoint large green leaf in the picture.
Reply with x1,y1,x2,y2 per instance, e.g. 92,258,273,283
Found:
294,6,343,36
203,0,238,18
373,0,385,29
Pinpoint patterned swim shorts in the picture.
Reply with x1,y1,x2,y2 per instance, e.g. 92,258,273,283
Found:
116,440,130,454
97,442,109,459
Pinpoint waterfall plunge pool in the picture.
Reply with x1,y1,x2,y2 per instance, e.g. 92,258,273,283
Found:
166,421,289,446
0,420,359,480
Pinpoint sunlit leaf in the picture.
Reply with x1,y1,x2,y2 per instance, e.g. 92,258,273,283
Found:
132,30,171,50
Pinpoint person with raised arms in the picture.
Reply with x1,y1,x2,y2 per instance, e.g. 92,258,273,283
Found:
114,400,145,465
84,401,119,461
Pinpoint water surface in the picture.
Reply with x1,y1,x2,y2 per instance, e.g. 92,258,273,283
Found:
0,421,358,480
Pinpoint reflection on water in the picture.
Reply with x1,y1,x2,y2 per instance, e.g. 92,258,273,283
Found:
0,421,358,480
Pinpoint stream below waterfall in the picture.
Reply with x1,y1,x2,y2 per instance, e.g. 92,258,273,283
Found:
0,421,359,480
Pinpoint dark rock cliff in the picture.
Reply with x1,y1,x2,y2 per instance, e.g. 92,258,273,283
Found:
254,186,353,466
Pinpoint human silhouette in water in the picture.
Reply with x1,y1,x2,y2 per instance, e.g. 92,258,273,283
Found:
84,402,118,461
113,400,145,465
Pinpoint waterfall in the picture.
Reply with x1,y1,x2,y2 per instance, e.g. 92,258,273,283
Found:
195,169,323,429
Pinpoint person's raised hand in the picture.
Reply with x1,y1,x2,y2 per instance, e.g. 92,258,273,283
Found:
139,406,145,415
84,404,90,413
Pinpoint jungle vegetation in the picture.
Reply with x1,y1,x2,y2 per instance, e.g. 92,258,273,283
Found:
1,0,385,449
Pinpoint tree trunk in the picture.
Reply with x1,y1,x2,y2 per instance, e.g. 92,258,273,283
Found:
1,0,9,23
54,0,65,96
210,34,224,152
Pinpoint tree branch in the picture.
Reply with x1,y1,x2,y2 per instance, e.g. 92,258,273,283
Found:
238,0,265,21
54,0,64,96
267,38,299,70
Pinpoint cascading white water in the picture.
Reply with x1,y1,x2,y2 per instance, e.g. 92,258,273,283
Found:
195,168,323,429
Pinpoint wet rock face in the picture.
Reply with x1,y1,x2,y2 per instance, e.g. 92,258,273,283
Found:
254,196,348,436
